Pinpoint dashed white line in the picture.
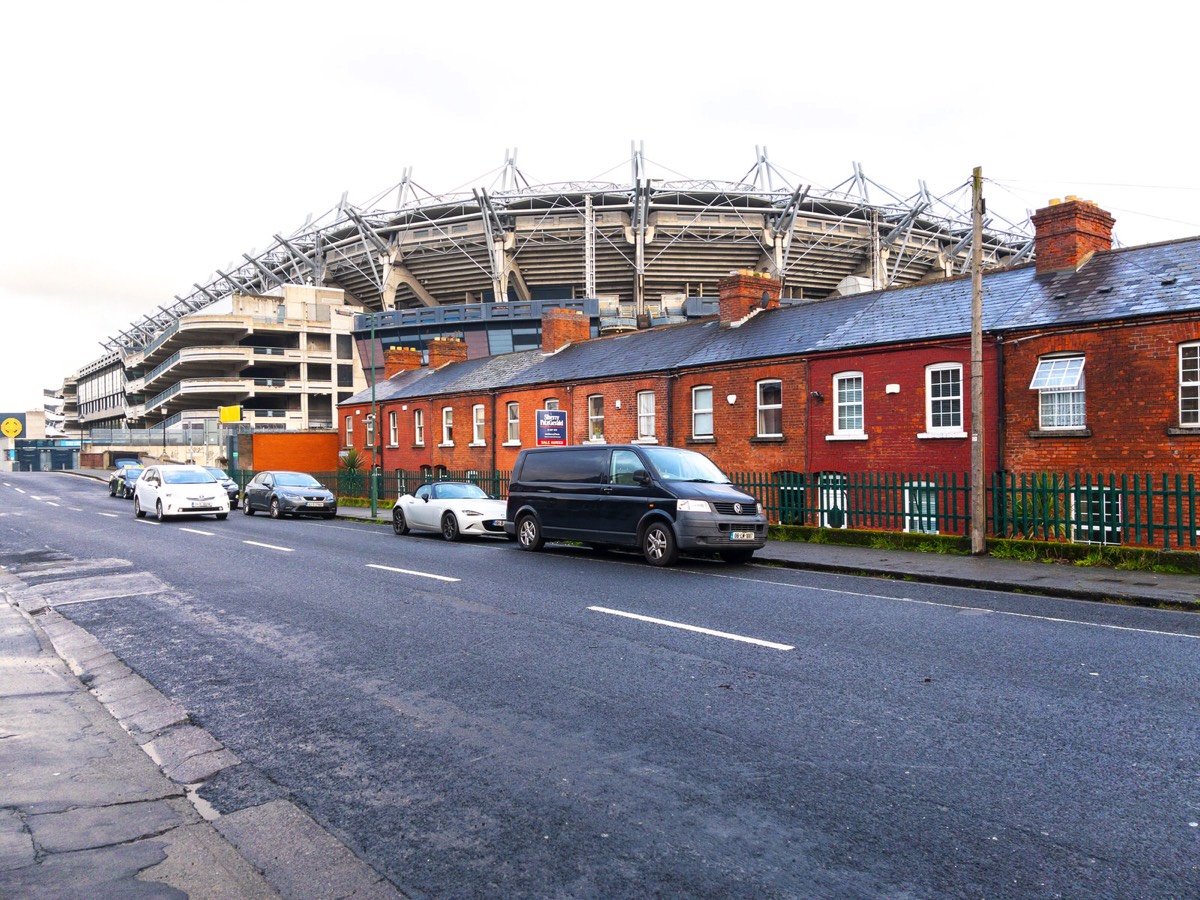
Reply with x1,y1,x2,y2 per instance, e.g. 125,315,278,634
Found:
98,512,120,518
16,488,27,494
588,606,795,651
180,527,215,536
367,563,460,583
46,502,60,507
67,507,83,512
135,519,161,526
243,540,294,552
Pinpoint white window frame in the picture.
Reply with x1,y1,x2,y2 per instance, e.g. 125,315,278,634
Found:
505,401,521,445
364,414,376,448
636,390,656,442
344,415,353,448
831,372,865,439
1181,342,1200,427
1071,487,1122,545
922,363,966,437
471,404,486,446
587,394,605,442
692,385,713,439
388,410,398,447
903,481,939,534
543,398,559,411
756,379,783,438
440,407,454,446
413,409,425,447
1031,355,1086,430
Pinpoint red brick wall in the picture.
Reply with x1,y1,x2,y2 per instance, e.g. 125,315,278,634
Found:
428,337,468,369
1002,320,1200,474
718,270,781,325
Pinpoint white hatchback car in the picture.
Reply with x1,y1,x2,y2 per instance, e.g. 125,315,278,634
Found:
133,464,230,521
392,481,508,541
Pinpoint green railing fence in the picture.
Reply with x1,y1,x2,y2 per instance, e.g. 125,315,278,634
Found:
229,467,1200,551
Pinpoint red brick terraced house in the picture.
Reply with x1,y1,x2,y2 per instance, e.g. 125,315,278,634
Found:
339,199,1200,547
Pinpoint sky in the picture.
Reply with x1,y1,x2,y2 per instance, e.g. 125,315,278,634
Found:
2,1,1197,414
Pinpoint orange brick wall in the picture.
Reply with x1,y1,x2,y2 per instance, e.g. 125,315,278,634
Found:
248,432,341,472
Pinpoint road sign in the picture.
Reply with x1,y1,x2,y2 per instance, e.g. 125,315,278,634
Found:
1,415,25,439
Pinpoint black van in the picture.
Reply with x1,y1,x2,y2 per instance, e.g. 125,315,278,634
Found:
504,444,767,566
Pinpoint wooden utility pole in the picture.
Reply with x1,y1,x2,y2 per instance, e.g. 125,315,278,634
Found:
970,167,986,555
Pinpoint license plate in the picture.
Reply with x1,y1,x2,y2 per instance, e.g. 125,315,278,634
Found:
190,501,208,509
730,531,756,541
307,501,324,507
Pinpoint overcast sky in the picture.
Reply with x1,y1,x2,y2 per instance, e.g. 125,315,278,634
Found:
2,1,1195,414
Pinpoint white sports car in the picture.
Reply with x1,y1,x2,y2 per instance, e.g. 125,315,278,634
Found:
392,482,508,541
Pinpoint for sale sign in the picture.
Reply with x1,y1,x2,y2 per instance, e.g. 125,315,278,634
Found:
535,409,567,446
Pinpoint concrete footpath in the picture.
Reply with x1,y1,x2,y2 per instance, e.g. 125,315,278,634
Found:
2,471,1195,896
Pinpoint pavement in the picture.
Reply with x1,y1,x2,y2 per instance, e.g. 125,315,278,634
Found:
1,471,1196,896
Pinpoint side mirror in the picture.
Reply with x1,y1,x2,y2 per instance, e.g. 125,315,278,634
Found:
633,469,651,486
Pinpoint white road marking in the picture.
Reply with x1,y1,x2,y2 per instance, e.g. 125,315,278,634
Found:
98,512,120,518
695,571,1200,641
68,507,83,512
589,606,795,651
180,528,214,536
367,563,460,583
243,540,294,552
46,502,60,507
53,590,165,607
135,519,161,526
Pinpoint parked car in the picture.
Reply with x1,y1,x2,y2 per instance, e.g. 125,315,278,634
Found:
133,464,230,520
205,467,240,508
242,471,337,519
108,465,145,499
392,482,509,541
113,457,141,470
505,444,767,566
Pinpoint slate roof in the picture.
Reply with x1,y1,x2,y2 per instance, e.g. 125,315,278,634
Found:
341,235,1200,406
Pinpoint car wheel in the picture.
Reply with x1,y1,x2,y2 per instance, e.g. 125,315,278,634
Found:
392,508,410,535
641,521,679,567
155,500,165,522
516,514,544,551
109,482,117,497
123,487,133,499
215,513,228,520
441,512,461,542
243,500,254,515
720,548,755,565
269,498,282,519
134,496,145,518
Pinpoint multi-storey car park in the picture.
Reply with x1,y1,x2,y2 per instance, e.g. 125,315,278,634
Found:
63,147,1033,447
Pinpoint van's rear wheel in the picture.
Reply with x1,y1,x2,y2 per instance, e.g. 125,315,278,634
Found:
516,514,544,551
641,521,679,567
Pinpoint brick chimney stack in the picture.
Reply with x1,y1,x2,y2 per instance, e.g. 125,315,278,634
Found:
541,308,591,353
718,270,781,326
1031,197,1115,274
427,337,468,369
383,346,423,379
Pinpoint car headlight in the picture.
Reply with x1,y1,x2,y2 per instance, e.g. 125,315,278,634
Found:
676,499,711,513
757,502,764,515
461,509,484,516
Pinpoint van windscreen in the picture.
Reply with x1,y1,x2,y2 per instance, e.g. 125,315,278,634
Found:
519,449,607,483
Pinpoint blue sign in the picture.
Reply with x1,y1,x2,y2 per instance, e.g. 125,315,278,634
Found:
535,409,567,446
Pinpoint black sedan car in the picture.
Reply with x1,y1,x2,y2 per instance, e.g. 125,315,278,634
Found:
205,467,240,509
242,471,337,519
108,465,145,499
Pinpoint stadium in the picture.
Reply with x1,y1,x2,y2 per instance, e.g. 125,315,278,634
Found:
64,148,1034,446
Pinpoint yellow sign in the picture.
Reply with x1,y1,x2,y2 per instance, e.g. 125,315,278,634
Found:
218,405,243,423
1,417,22,438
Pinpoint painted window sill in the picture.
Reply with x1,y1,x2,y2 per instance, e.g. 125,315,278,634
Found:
1027,428,1092,438
917,431,968,439
825,434,868,441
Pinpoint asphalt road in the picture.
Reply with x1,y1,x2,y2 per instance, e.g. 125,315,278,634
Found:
2,471,1198,898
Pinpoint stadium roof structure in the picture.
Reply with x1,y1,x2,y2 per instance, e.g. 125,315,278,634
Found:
101,146,1034,354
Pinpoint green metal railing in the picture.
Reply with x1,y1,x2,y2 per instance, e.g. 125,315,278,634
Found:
228,467,1200,551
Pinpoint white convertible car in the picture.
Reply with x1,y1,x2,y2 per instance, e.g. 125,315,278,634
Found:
392,482,509,541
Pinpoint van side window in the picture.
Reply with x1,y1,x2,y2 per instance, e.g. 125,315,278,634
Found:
610,450,642,485
519,448,607,483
